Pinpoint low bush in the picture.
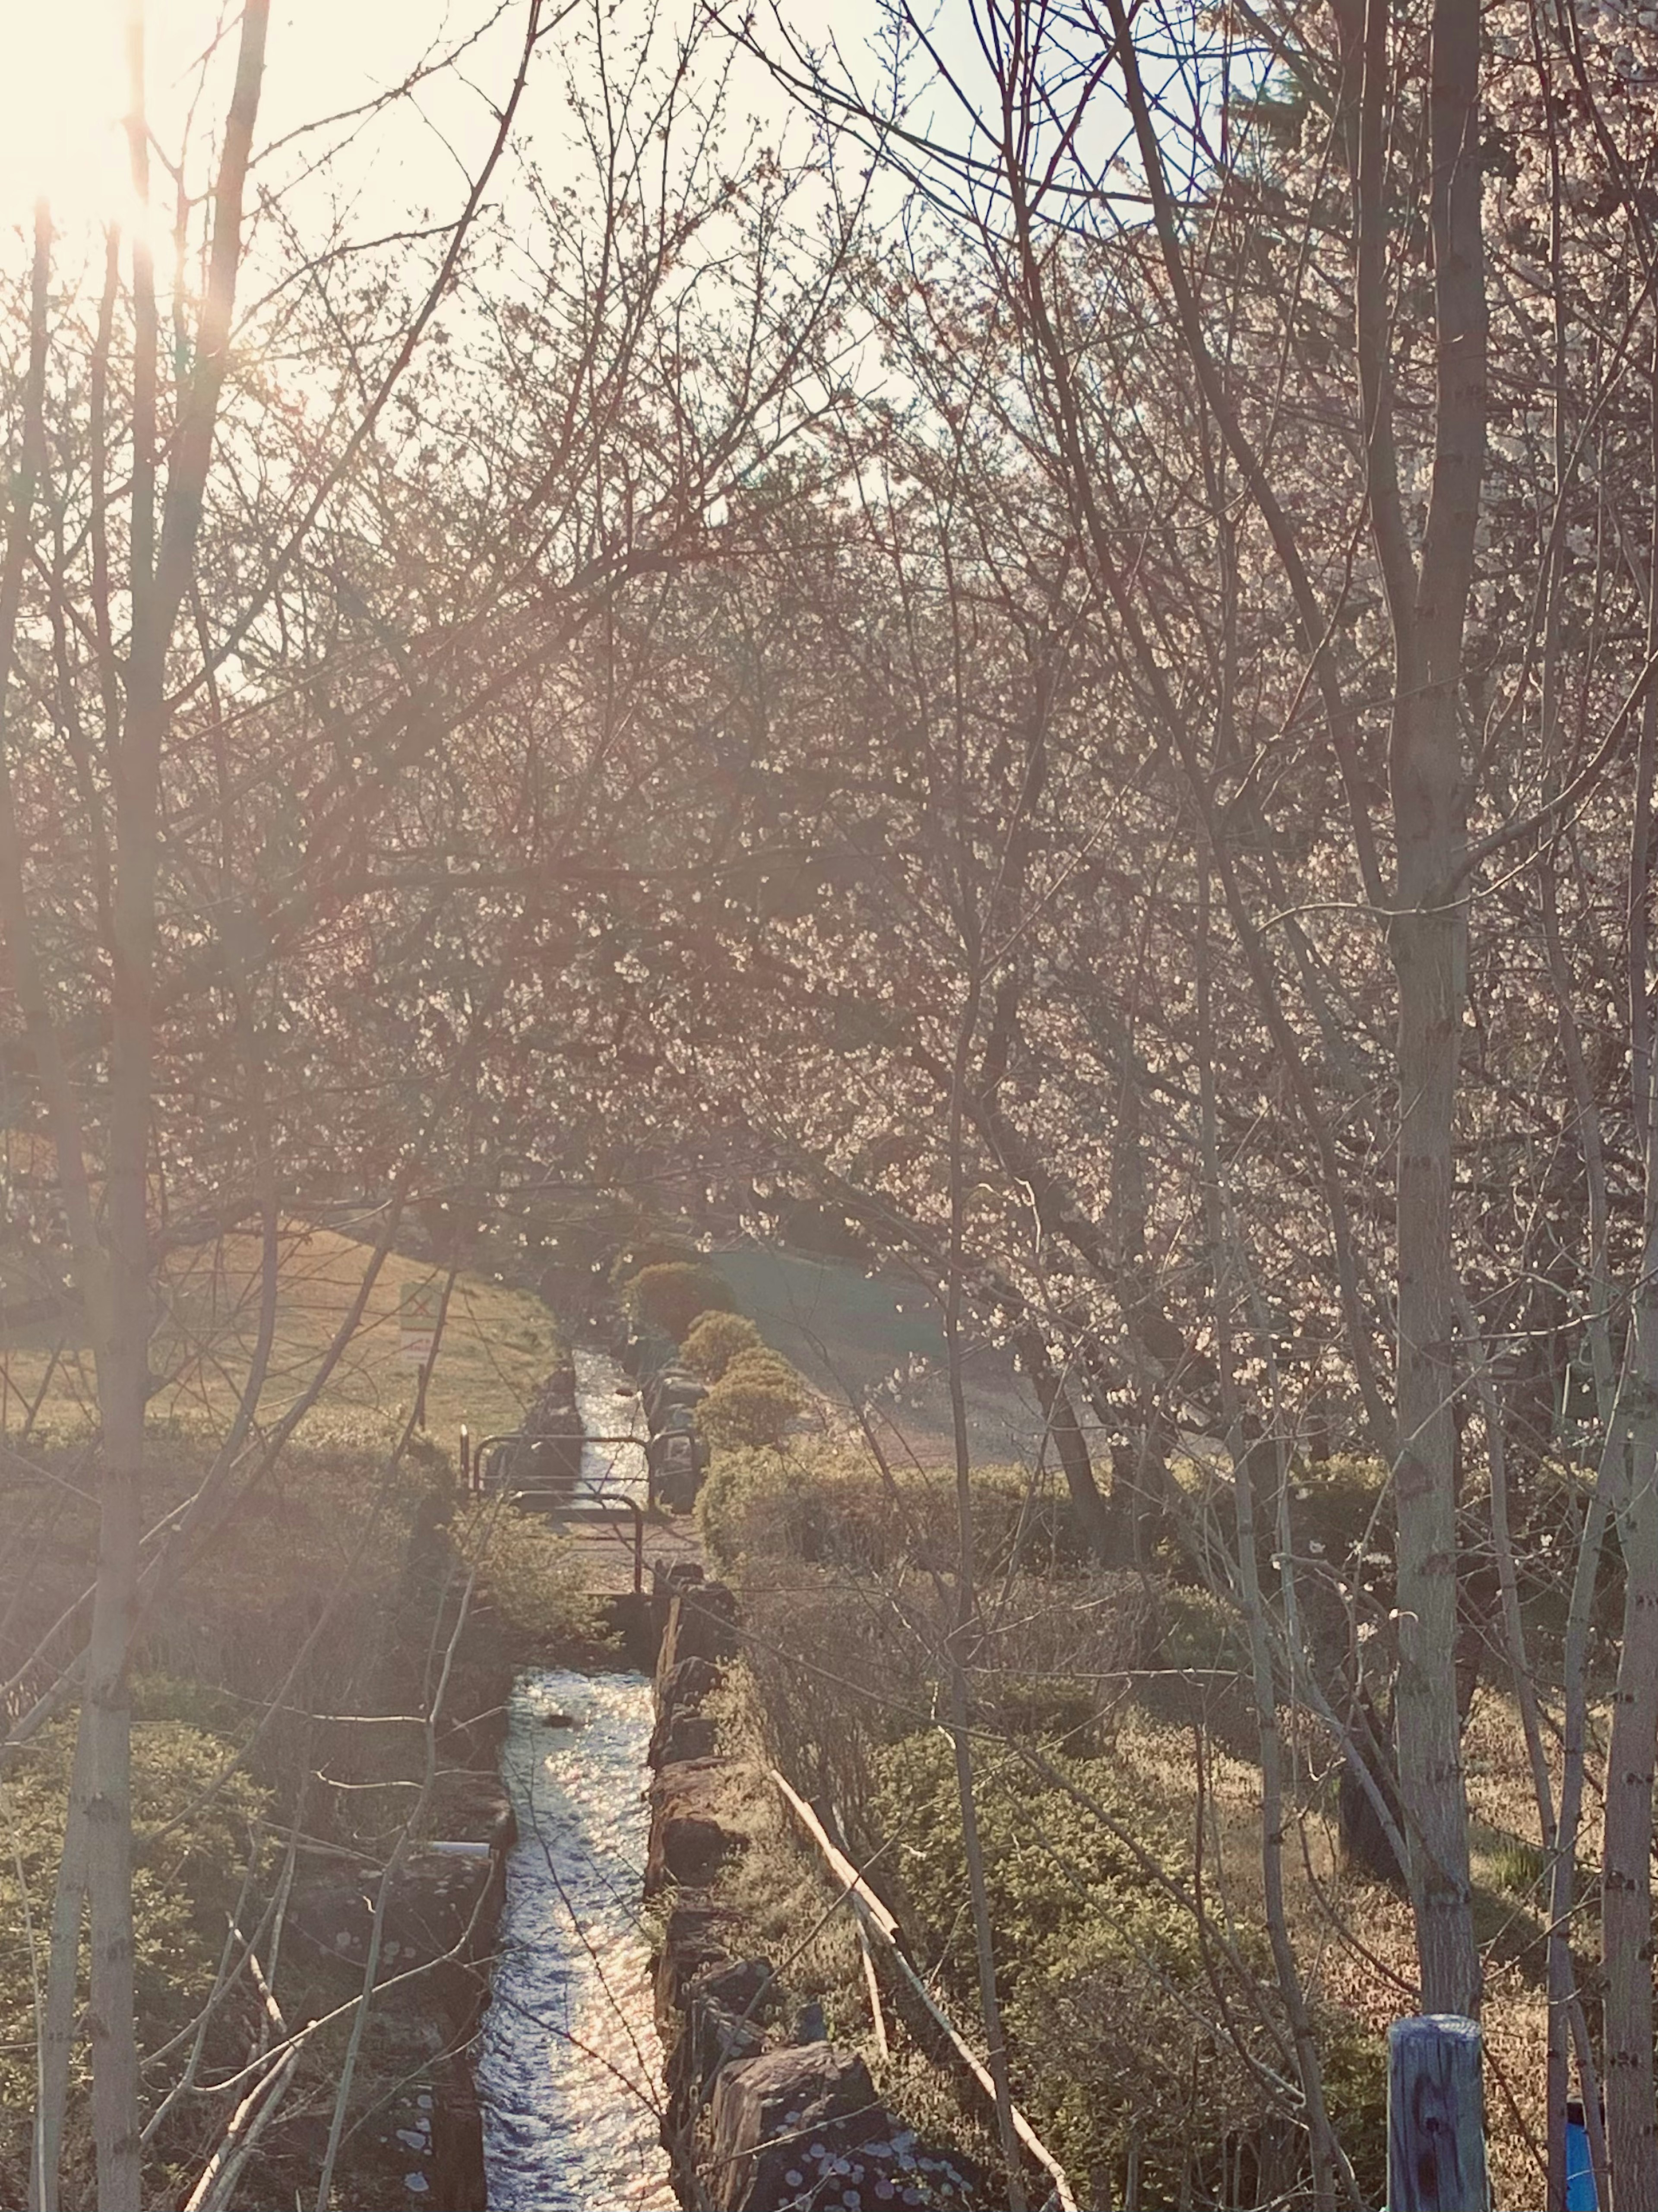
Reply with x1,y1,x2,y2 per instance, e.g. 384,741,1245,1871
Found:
696,1365,807,1449
0,1714,269,2207
691,1346,812,1450
699,1436,1097,1584
451,1496,607,1645
680,1308,764,1381
608,1231,702,1288
869,1730,1385,2206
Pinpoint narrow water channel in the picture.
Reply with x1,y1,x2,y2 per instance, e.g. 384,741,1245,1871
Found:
477,1353,676,2212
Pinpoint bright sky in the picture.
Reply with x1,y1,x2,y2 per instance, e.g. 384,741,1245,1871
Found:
0,0,911,249
0,0,1185,314
0,1,534,237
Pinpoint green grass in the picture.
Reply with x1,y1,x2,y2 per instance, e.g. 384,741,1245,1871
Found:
0,1218,560,1454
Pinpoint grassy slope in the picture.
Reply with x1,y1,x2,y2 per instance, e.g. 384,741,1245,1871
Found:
0,1219,559,1450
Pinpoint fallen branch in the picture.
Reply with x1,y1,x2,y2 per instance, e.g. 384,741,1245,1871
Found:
769,1767,1078,2212
183,2043,300,2212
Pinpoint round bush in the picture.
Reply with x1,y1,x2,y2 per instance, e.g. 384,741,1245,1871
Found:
697,1357,809,1449
623,1261,736,1343
608,1233,700,1288
681,1309,764,1381
720,1347,806,1390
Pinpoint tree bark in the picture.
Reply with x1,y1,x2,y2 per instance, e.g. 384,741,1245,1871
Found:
30,1722,89,2212
1600,1333,1658,2207
1376,0,1486,2017
76,11,273,2198
1012,1326,1123,1567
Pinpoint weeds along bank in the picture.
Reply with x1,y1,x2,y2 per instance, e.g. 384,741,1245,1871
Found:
644,1569,988,2211
0,1399,606,2212
693,1439,1408,2210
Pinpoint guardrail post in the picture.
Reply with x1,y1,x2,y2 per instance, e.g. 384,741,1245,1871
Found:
1387,2013,1490,2212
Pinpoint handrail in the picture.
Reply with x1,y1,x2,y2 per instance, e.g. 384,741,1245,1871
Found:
471,1433,645,1593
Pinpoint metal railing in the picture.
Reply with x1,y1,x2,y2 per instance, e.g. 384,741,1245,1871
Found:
471,1431,647,1594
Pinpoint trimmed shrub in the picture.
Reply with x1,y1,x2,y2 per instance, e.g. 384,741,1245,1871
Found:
719,1348,805,1390
608,1231,702,1288
623,1261,736,1343
681,1308,764,1382
697,1436,1095,1583
696,1352,809,1449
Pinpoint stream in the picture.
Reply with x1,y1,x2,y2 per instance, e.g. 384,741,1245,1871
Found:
477,1353,676,2212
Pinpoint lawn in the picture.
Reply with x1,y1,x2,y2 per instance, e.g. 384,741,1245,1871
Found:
0,1217,560,1454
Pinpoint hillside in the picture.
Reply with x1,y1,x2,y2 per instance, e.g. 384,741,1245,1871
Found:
0,1218,558,1449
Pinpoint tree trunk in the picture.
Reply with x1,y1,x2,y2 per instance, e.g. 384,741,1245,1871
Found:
1379,0,1487,2015
31,1722,89,2212
1013,1327,1123,1568
1389,696,1479,2017
1601,1299,1658,2206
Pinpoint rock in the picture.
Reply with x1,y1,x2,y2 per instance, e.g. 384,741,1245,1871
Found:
649,1704,717,1769
649,1651,721,1766
655,1902,742,2032
661,1652,722,1703
665,1957,772,2129
644,1366,708,1429
707,2042,879,2211
646,1759,743,1893
656,1582,740,1685
428,2048,487,2208
287,1849,497,1980
424,1769,513,1842
650,1426,705,1513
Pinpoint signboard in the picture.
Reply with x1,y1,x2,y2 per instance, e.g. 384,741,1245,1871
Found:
399,1280,443,1369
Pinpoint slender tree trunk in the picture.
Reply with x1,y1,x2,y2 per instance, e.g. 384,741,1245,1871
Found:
1197,862,1345,2211
82,1461,142,2207
1601,1335,1658,2207
30,1721,90,2212
1013,1326,1120,1567
1389,761,1478,2014
1599,310,1658,2212
943,958,1028,2212
76,12,273,2196
1375,0,1487,2015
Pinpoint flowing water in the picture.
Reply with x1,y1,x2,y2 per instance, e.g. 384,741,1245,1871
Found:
478,1354,675,2212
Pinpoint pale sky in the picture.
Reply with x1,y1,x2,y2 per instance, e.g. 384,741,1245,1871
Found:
0,0,1061,259
0,0,910,247
0,2,558,238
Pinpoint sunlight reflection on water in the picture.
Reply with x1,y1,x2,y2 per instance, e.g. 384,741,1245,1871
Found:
478,1666,675,2212
479,1354,672,2211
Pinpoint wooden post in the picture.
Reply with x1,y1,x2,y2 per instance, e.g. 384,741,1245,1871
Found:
459,1423,470,1490
1388,2014,1490,2212
855,1917,889,2059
